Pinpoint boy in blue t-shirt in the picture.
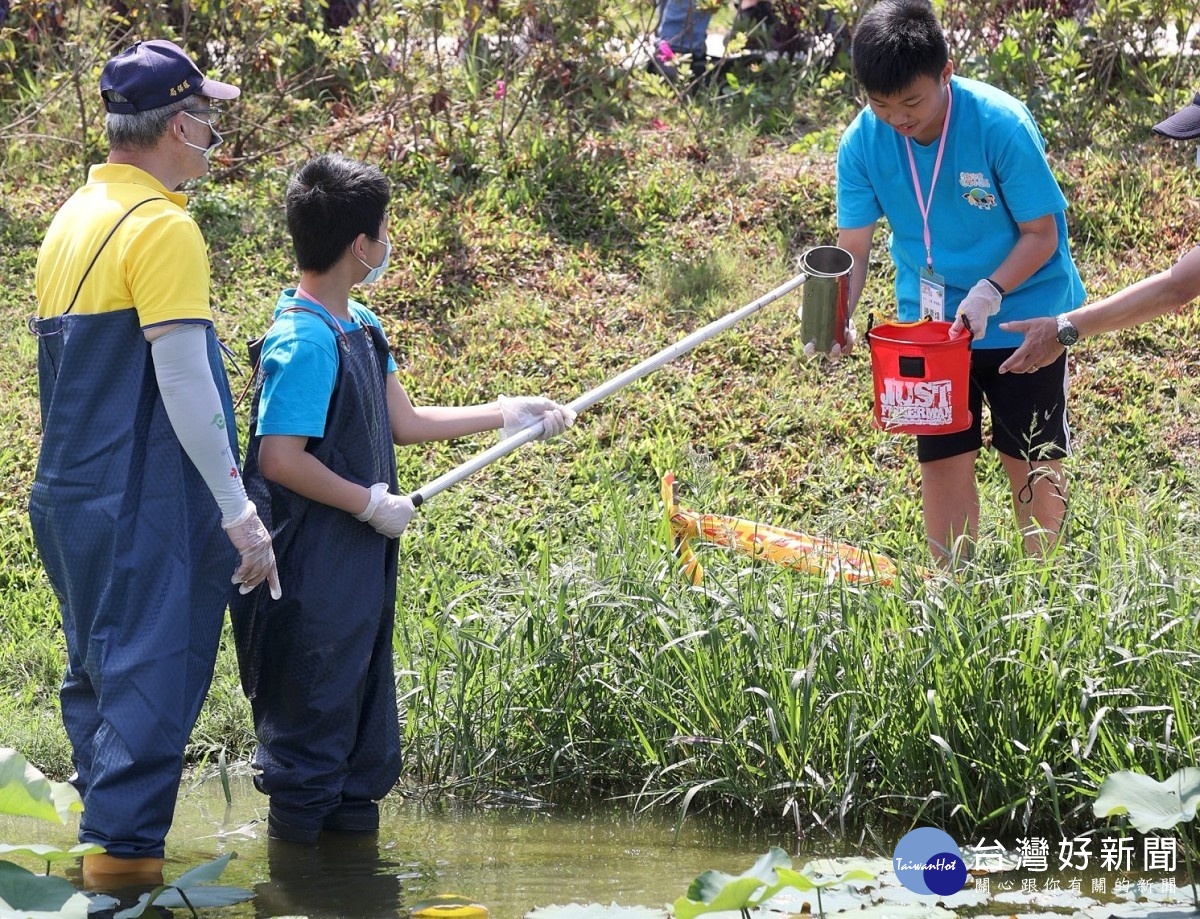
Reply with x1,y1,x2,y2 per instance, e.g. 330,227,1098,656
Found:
230,154,575,845
835,0,1085,565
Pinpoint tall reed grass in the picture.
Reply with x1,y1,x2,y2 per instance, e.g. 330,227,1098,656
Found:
391,470,1200,840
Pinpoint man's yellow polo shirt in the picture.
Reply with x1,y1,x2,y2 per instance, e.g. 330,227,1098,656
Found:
36,163,213,326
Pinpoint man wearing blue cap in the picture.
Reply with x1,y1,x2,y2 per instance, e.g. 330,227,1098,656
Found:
1000,92,1200,371
31,39,280,889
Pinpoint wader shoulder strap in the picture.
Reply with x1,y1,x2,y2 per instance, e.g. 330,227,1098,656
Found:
245,305,350,371
239,306,354,409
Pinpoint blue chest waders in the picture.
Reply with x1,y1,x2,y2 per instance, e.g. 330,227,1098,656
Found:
29,309,237,858
230,319,400,843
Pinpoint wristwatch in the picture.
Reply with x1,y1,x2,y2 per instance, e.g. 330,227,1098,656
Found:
1055,314,1080,347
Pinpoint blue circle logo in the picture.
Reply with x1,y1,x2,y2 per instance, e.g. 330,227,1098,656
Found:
892,827,967,896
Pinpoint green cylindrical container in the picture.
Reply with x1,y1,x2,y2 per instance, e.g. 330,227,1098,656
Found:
799,245,854,352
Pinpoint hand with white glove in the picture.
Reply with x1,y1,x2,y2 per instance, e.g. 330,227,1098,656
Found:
830,324,857,360
354,482,415,538
802,324,857,360
224,501,282,599
949,279,1003,341
498,395,577,441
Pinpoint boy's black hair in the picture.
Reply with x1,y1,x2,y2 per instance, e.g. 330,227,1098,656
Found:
286,154,391,274
851,0,948,96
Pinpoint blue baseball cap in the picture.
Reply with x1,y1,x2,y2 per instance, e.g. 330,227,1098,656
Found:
100,39,239,114
1152,92,1200,140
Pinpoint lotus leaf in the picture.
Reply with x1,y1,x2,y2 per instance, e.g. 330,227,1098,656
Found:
1094,769,1200,833
0,750,82,825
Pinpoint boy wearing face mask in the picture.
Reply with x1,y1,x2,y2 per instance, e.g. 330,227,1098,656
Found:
230,153,576,845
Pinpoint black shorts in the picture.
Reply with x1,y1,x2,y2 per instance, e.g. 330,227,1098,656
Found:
916,347,1071,463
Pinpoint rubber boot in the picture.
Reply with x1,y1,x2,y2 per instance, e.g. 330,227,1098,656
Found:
323,799,380,834
81,853,165,889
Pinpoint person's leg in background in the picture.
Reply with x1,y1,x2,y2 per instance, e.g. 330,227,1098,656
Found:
732,0,777,46
654,0,714,82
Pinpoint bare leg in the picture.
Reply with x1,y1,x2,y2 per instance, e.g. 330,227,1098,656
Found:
1000,453,1066,556
920,451,979,567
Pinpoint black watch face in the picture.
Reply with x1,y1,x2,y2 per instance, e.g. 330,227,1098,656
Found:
1057,322,1079,346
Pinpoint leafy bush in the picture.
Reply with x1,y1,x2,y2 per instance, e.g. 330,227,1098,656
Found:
3,0,1198,186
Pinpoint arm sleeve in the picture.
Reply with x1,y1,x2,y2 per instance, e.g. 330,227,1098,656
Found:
151,324,251,524
256,331,340,437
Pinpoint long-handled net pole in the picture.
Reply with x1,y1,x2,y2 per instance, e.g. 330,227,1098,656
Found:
409,271,809,507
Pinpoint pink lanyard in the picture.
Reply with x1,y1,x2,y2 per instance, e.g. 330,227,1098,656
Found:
294,287,357,340
295,286,327,311
905,83,953,271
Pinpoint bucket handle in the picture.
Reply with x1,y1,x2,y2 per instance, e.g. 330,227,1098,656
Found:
883,316,934,329
866,313,932,348
866,314,973,350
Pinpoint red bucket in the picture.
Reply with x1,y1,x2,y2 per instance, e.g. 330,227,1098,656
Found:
867,320,972,435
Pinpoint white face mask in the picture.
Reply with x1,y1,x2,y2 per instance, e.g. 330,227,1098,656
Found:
356,237,392,285
182,110,223,163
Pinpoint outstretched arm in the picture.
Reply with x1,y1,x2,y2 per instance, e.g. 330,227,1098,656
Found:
385,374,575,446
1000,245,1200,373
386,374,503,446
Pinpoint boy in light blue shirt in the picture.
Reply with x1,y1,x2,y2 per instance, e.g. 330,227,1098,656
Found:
230,154,576,845
835,0,1085,565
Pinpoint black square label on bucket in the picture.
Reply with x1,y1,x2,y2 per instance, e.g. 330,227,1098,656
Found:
899,355,926,378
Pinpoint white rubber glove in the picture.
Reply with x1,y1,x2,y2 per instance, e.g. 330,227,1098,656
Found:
949,280,1003,341
223,501,282,599
498,395,577,441
354,483,415,538
830,324,857,360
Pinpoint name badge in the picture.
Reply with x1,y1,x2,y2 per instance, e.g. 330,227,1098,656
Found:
919,267,946,322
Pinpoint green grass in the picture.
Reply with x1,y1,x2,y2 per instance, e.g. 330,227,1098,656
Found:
3,1,1200,843
385,474,1200,837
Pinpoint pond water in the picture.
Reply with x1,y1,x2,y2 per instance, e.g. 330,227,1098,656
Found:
3,770,793,918
4,771,1197,919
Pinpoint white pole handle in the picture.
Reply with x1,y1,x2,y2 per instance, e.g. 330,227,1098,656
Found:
410,271,809,507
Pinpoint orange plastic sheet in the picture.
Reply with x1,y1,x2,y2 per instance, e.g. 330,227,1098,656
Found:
662,472,930,587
